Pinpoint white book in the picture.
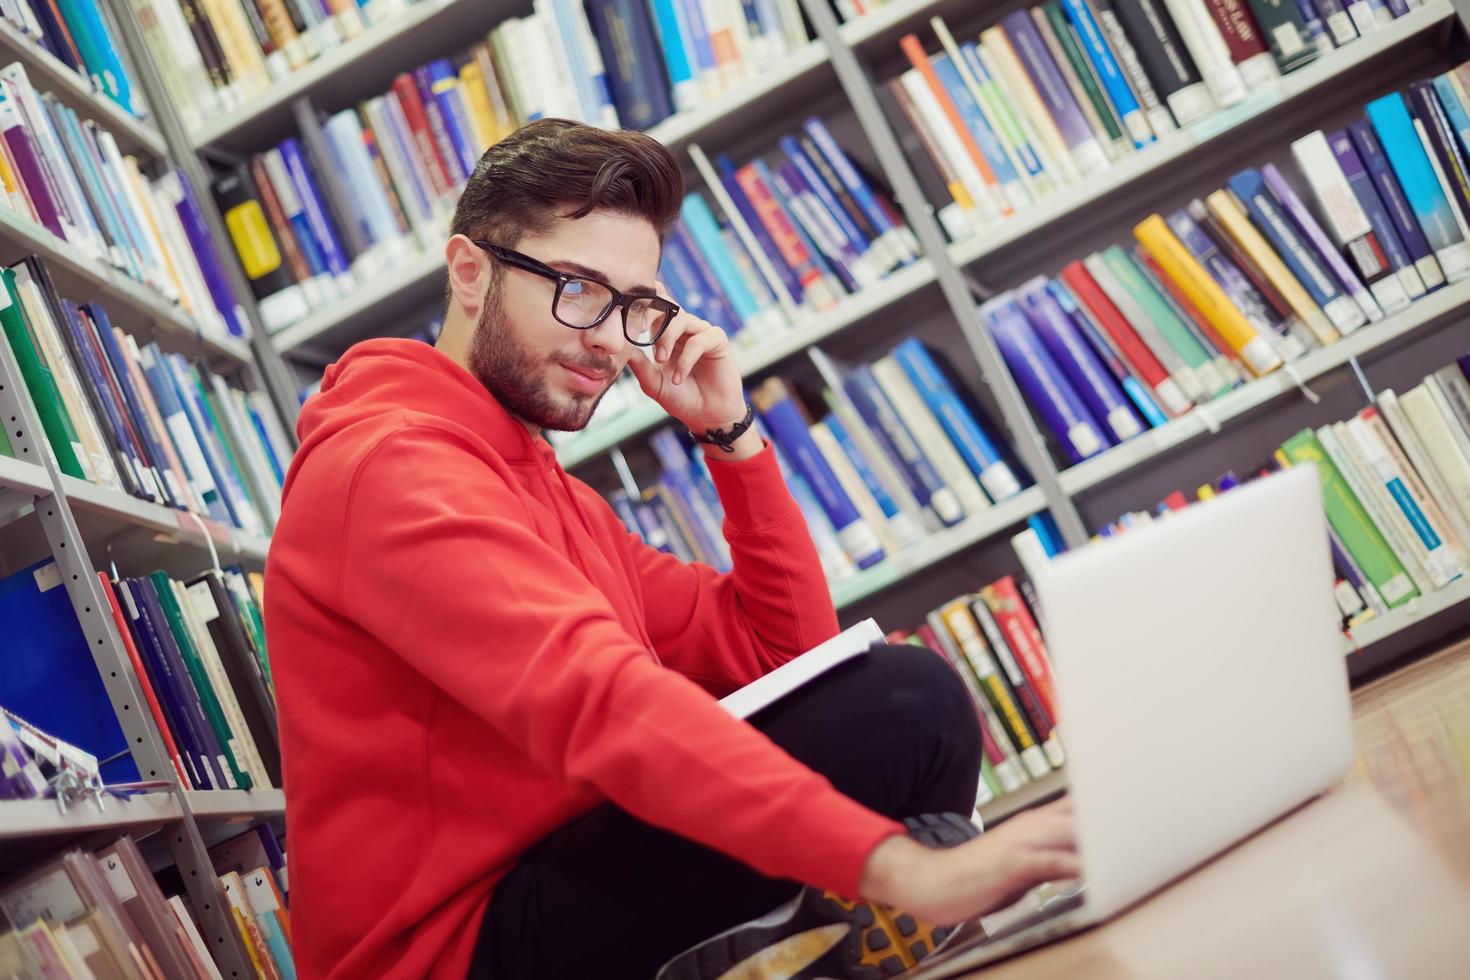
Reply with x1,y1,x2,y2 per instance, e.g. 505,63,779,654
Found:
167,897,223,980
811,421,900,554
980,29,1079,187
146,174,234,338
1401,381,1470,531
1161,0,1247,108
178,580,271,789
213,375,282,525
363,97,435,243
898,68,1002,227
1290,131,1412,315
1413,117,1470,242
0,69,95,257
1377,389,1470,552
1348,413,1464,587
324,110,403,253
1321,422,1435,594
870,355,990,519
1082,252,1204,403
768,0,806,52
719,619,883,718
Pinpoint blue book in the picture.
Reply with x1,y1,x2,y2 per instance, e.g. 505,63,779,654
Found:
768,159,861,294
825,412,901,521
1049,280,1167,429
646,0,699,110
163,355,250,533
0,559,139,783
661,229,740,332
650,429,731,571
959,42,1045,181
671,222,744,331
1060,0,1151,148
930,52,1019,194
982,293,1107,465
844,364,965,526
1366,92,1470,281
1227,168,1364,332
139,342,230,525
675,0,718,91
57,298,147,500
1027,512,1066,557
1294,0,1330,48
753,155,848,294
1328,128,1425,299
546,0,606,124
891,337,1024,502
680,195,762,323
48,104,133,278
631,495,676,554
1433,73,1470,163
1349,117,1444,290
755,380,885,568
608,489,641,535
645,487,696,562
1016,279,1138,446
757,418,853,577
716,154,806,305
802,117,914,263
171,172,250,337
586,0,675,130
780,136,877,273
53,0,135,113
427,59,481,178
278,138,350,279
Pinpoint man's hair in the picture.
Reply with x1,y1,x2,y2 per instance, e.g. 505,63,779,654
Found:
450,119,685,249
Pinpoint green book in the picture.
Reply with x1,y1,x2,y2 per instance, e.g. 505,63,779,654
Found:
1041,2,1125,147
1279,430,1419,609
0,268,85,478
148,571,253,790
1101,246,1230,397
227,572,273,693
980,757,1003,802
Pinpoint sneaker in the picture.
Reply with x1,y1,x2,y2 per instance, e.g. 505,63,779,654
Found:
656,813,981,980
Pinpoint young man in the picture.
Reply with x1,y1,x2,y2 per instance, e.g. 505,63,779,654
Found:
265,119,1077,980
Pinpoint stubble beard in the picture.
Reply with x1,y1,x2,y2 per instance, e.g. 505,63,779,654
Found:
468,282,612,433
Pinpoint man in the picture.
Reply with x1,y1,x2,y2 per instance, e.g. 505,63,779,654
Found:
266,119,1077,980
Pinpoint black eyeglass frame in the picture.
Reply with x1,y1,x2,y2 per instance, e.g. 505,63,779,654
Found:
473,240,680,347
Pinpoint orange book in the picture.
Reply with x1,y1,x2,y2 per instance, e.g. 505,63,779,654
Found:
898,34,1007,214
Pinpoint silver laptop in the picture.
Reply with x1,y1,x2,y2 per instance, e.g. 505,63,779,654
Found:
912,464,1356,977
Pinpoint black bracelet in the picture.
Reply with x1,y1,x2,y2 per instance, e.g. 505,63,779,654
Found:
689,404,755,453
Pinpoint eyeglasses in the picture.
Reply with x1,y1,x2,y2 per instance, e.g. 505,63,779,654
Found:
474,241,680,347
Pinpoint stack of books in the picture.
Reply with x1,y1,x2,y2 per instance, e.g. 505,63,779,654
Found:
0,62,248,341
0,256,289,539
605,339,1027,584
1,556,276,794
0,0,143,118
139,0,813,137
887,0,1425,235
979,71,1470,467
0,829,291,978
886,573,1064,808
1084,353,1470,631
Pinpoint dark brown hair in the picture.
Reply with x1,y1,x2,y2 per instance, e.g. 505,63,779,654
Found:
449,119,685,249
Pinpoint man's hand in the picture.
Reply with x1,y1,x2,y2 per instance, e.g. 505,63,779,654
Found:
858,798,1080,925
626,284,756,457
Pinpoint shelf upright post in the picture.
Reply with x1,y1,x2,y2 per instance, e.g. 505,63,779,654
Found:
792,1,1090,547
103,0,303,441
0,308,257,978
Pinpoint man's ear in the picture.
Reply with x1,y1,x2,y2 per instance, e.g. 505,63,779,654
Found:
445,235,489,319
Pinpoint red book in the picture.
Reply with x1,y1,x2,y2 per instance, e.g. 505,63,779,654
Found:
1162,490,1190,512
914,623,1006,769
734,163,835,310
249,156,309,285
390,77,452,202
981,577,1059,722
1134,245,1244,372
99,574,191,787
1200,0,1270,66
1059,259,1192,418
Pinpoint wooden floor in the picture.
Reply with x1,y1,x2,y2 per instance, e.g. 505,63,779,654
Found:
1349,636,1470,886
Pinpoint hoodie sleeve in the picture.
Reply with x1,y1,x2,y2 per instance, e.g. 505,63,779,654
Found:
628,440,842,693
337,426,900,898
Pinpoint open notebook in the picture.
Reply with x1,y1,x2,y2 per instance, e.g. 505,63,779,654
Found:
718,619,884,719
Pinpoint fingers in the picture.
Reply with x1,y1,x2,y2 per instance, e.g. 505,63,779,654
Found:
625,345,663,397
654,307,707,365
669,326,728,385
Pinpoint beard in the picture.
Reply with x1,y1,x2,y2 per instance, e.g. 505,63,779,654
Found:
467,283,614,432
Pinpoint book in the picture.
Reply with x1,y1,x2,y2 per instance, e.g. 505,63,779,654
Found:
719,619,884,717
1110,0,1217,125
1366,92,1470,283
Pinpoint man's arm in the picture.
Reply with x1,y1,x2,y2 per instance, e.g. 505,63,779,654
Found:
618,434,840,693
339,426,898,897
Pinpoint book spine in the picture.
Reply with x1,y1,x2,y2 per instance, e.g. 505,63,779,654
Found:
1094,0,1179,139
1353,409,1465,585
1366,92,1470,282
1042,2,1128,152
871,355,992,517
390,74,453,202
1161,0,1247,108
956,41,1049,194
1200,0,1280,87
970,597,1064,768
1001,10,1108,175
735,162,836,310
1100,245,1219,389
921,613,1027,791
679,194,761,322
1050,279,1169,427
1062,0,1153,146
1407,79,1470,236
1016,275,1143,443
585,0,676,130
1349,117,1444,290
845,364,966,526
277,137,350,278
713,154,806,308
767,160,860,294
940,600,1051,779
1110,0,1217,126
802,116,917,263
1245,0,1317,72
982,292,1108,463
780,136,882,282
1083,251,1204,401
892,337,1023,500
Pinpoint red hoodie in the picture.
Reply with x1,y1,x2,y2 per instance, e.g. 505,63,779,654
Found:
265,340,902,978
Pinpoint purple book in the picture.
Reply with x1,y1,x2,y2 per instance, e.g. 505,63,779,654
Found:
1016,276,1137,445
770,160,861,293
170,171,248,338
981,292,1107,464
0,104,64,239
1000,10,1103,173
279,138,350,279
1166,208,1300,350
1261,163,1382,324
414,66,465,186
1328,129,1419,289
1348,118,1442,288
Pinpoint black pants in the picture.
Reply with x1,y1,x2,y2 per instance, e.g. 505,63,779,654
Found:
468,643,983,980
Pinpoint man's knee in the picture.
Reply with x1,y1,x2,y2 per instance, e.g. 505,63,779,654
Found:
856,643,981,744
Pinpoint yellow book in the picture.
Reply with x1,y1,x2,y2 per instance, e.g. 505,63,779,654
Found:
472,42,517,143
124,159,193,318
1204,190,1340,347
457,61,497,153
1197,484,1216,501
1134,214,1280,377
198,0,269,95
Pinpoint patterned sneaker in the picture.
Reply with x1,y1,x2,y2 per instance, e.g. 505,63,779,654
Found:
656,813,981,980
